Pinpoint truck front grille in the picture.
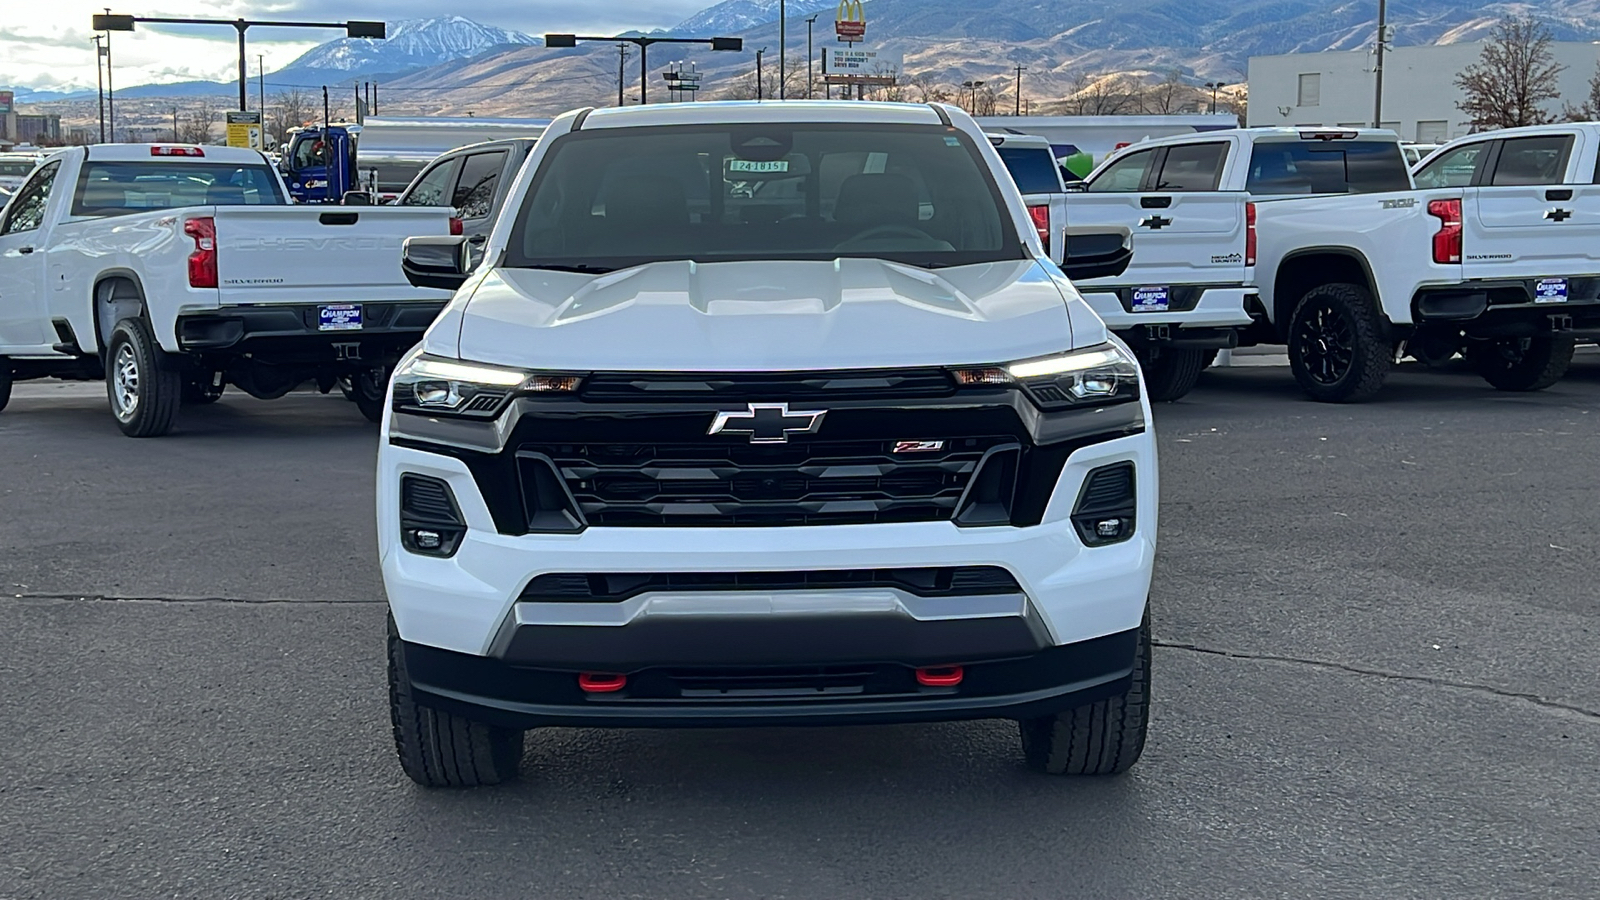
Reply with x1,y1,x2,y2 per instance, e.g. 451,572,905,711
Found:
521,437,1011,527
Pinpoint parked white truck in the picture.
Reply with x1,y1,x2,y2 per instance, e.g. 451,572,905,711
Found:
0,144,453,435
1080,125,1600,401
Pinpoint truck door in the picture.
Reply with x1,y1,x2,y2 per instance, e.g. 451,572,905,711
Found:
1463,131,1597,283
1068,140,1246,292
0,160,59,352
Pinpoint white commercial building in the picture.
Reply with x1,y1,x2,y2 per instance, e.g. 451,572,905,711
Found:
1248,42,1600,143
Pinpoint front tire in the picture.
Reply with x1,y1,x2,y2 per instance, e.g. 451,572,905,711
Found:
1138,347,1206,402
388,618,524,788
1287,283,1390,403
1019,612,1150,776
106,319,181,437
1468,336,1574,392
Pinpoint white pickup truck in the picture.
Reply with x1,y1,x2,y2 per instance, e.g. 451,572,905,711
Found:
1084,125,1600,401
0,144,453,435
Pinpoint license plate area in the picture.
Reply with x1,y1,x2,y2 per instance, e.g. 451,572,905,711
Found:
318,304,363,330
1534,278,1568,303
1131,286,1170,312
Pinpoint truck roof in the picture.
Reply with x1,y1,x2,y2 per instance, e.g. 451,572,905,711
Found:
82,144,271,164
577,100,949,130
1120,127,1402,153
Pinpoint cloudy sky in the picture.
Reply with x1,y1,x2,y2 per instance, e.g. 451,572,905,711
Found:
2,0,716,93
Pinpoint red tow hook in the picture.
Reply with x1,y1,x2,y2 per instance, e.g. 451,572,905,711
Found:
915,666,965,687
578,672,627,693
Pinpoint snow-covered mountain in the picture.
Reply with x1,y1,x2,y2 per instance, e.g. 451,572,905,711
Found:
279,16,537,77
671,0,839,36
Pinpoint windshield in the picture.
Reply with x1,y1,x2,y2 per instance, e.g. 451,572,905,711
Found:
72,161,286,217
504,123,1024,273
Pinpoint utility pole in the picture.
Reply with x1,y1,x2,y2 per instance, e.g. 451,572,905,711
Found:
103,10,114,142
322,85,330,128
172,106,178,141
1013,64,1027,116
618,44,628,106
93,36,106,142
258,54,265,113
757,48,766,100
806,15,817,98
779,0,786,100
1372,0,1388,128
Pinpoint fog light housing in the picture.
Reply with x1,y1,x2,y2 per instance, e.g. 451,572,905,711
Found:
1071,462,1136,547
400,474,466,557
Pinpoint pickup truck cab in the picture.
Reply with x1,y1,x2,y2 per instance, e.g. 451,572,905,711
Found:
987,131,1067,264
398,138,538,243
378,101,1156,788
1067,127,1411,400
0,144,453,434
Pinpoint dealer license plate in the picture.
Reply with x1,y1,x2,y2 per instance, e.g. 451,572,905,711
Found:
318,304,364,331
1534,278,1569,303
1132,286,1170,312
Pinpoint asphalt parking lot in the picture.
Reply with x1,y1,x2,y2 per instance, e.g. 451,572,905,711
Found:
2,356,1598,900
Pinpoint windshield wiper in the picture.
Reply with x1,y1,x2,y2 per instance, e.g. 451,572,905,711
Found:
519,264,616,274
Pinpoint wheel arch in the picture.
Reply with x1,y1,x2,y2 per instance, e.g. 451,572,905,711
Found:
92,270,149,354
1271,248,1382,341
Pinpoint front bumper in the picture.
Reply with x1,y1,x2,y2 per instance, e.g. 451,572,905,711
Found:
399,626,1140,729
175,301,448,357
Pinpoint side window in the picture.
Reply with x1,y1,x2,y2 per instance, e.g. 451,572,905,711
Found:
1152,142,1228,192
452,151,509,219
1413,143,1485,188
1489,135,1574,186
402,158,461,207
1086,149,1156,192
0,161,60,235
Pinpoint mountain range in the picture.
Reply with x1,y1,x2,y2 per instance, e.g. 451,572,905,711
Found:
13,2,1600,118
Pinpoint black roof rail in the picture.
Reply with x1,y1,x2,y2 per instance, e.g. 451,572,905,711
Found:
570,107,595,132
930,104,952,127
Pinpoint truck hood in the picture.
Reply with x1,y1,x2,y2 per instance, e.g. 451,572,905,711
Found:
450,258,1086,371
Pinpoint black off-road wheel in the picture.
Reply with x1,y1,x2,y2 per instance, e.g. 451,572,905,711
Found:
1468,336,1575,392
352,366,389,424
1019,612,1150,776
1138,347,1206,402
105,319,182,437
388,618,525,788
0,359,12,413
1287,283,1391,403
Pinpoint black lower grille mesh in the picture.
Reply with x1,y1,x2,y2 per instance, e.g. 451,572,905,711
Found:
522,437,1011,527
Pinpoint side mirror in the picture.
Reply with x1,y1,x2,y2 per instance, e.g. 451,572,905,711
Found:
1062,180,1089,192
402,236,472,291
342,191,373,206
1061,229,1133,282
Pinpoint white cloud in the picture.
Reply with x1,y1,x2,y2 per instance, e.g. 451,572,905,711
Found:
0,0,713,93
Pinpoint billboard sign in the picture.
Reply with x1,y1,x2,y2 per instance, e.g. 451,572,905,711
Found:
835,0,865,41
225,111,263,150
827,49,902,76
0,91,13,115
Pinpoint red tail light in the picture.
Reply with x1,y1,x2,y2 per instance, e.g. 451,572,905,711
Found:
1244,201,1257,267
448,216,464,236
1428,198,1462,264
184,217,217,288
1026,204,1051,247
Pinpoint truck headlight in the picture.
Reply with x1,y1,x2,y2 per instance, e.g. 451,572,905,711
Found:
392,355,581,416
955,343,1141,409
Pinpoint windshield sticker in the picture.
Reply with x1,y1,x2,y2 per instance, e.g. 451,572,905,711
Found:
728,159,789,173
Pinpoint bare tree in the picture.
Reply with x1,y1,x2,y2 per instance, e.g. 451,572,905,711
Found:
1140,69,1198,114
268,89,313,147
973,84,998,116
1455,16,1566,129
1062,73,1143,115
1219,84,1248,121
1564,62,1600,121
908,74,952,105
178,106,217,144
718,56,808,101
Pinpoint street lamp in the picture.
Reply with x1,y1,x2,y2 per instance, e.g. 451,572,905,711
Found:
779,0,786,100
545,33,743,105
756,47,767,100
962,80,985,114
1205,81,1230,115
93,13,384,112
805,15,818,99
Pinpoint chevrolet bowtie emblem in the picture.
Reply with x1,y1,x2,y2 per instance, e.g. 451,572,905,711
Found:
708,403,827,444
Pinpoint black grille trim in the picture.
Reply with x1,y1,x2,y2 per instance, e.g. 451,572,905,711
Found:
518,566,1023,603
581,368,956,402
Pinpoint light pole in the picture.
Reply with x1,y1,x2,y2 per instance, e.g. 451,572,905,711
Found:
806,15,818,99
1013,64,1027,116
94,13,385,112
1373,0,1389,128
962,80,985,115
92,36,106,142
1205,81,1229,114
757,48,767,100
779,0,786,100
546,33,742,105
257,54,265,113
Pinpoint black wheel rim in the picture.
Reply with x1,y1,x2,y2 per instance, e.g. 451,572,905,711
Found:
1295,302,1356,385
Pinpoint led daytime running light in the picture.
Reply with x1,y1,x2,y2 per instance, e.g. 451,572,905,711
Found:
1007,346,1126,380
404,357,528,387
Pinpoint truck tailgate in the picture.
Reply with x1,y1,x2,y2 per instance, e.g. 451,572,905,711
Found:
212,206,454,305
1066,191,1248,289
